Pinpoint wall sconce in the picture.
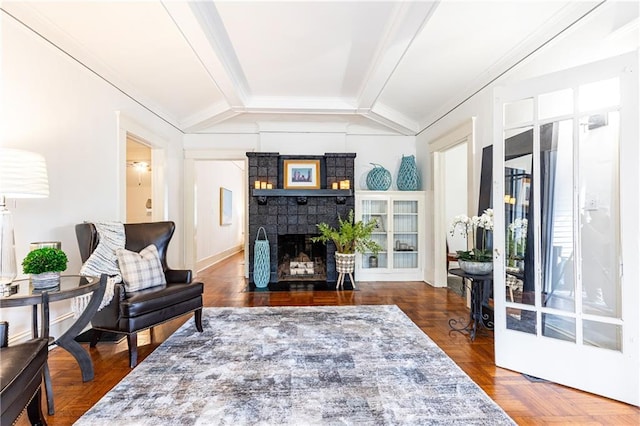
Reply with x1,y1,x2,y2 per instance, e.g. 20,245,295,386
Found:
128,161,150,186
0,148,50,285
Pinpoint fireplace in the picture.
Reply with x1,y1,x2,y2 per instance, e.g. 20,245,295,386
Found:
277,234,326,282
247,152,356,286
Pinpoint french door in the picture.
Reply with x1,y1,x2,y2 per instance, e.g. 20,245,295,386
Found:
492,52,639,405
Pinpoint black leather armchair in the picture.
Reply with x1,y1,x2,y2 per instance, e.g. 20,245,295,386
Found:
0,322,49,425
75,221,203,367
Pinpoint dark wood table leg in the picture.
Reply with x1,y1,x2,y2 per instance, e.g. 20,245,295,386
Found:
40,291,55,415
54,280,106,382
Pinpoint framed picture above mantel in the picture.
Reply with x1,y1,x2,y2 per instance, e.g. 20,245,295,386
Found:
283,159,321,189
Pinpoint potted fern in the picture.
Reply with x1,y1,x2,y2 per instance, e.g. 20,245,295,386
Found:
22,247,68,289
312,210,382,279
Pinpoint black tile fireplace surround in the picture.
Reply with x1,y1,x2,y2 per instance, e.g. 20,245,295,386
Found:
247,152,355,286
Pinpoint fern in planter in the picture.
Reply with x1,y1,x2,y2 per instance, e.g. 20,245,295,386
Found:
311,210,382,255
22,247,68,275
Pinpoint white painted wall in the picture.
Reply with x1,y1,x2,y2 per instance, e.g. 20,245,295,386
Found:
1,15,185,342
185,133,417,193
194,160,245,270
444,143,468,252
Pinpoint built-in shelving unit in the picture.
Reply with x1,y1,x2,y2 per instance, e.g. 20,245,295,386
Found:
355,191,425,281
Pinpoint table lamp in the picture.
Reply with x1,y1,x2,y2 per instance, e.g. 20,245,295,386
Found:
0,148,49,285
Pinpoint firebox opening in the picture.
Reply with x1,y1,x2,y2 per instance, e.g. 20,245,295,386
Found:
277,234,327,282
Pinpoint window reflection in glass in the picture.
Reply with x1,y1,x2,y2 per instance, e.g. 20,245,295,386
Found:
583,320,622,351
506,307,536,334
542,313,576,343
504,127,533,306
579,112,621,318
539,120,575,313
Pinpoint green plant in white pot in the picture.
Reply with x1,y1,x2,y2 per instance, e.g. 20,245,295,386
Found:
312,210,382,289
22,247,68,289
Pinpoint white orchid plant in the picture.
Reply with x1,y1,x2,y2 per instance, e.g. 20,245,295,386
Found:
507,217,528,263
449,208,494,262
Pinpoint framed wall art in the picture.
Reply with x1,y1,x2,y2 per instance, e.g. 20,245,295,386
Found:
220,187,232,225
283,159,320,189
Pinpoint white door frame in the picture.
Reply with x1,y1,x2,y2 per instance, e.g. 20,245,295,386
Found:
116,112,167,223
429,118,476,287
492,52,639,406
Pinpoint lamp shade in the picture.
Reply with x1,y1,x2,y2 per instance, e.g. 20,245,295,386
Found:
0,148,49,198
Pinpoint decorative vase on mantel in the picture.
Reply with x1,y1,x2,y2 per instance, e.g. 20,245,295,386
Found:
31,271,61,289
397,155,419,191
458,260,493,275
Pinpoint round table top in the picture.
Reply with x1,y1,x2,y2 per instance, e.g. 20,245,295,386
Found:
0,275,101,308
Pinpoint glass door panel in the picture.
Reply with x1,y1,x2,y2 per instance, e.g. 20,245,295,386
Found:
393,200,418,269
360,199,388,269
504,126,533,306
579,111,621,320
539,119,575,314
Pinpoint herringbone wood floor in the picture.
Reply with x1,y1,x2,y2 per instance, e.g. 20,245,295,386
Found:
16,252,640,425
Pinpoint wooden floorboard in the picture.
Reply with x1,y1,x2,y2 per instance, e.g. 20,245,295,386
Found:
15,252,640,425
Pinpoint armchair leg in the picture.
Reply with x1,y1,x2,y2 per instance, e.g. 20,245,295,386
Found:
195,309,203,332
127,333,138,368
89,329,103,348
26,387,47,426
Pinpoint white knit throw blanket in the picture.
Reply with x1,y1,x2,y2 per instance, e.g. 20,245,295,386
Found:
72,222,125,318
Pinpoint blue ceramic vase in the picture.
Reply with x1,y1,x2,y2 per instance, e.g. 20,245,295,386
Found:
366,163,392,191
397,155,419,190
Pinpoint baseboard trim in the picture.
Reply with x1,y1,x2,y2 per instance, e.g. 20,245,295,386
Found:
8,311,75,345
196,245,243,272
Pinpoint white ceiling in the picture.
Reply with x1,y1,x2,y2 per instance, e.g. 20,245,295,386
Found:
2,1,637,136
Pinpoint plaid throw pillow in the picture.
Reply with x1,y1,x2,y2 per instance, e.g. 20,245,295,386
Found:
116,244,166,292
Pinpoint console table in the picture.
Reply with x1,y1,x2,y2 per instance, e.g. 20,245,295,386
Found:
0,275,105,414
447,268,494,341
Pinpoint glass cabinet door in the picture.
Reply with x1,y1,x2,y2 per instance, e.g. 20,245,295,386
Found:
392,200,418,269
360,199,388,269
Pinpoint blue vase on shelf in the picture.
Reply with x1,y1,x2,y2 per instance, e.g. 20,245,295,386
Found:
397,155,419,190
366,163,392,191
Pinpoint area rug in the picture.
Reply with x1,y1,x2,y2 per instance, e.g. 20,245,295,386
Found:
75,306,515,425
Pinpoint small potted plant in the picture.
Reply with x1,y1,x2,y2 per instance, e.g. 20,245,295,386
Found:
22,247,68,289
312,210,382,285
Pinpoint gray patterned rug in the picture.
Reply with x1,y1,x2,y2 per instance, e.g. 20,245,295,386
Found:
75,306,514,425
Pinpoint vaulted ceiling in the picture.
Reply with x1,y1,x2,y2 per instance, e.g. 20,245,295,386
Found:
2,1,635,135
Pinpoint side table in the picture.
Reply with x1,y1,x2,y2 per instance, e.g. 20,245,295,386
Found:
0,275,106,415
447,268,494,340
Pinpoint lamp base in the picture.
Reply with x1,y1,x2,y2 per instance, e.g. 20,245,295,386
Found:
0,200,17,285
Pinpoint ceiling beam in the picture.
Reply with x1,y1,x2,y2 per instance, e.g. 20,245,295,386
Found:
360,104,419,136
357,1,440,109
162,0,246,108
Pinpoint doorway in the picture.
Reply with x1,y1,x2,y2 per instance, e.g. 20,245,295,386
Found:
430,118,475,288
184,152,248,273
126,137,152,223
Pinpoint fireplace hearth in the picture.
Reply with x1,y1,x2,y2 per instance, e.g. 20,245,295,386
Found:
277,234,326,282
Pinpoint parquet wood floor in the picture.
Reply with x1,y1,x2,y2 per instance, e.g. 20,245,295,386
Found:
15,252,640,425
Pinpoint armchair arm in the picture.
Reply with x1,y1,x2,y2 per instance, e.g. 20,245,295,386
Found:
165,268,192,284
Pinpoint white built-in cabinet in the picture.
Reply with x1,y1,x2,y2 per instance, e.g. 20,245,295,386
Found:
355,191,425,281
